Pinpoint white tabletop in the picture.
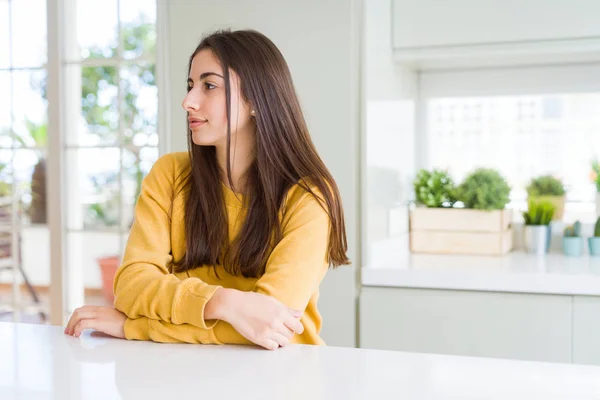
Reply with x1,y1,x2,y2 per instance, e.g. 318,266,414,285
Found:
362,252,600,296
2,322,600,399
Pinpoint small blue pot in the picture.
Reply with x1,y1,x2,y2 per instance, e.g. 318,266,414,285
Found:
563,237,584,257
588,237,600,256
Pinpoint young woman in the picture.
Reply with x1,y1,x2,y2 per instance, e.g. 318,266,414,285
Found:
64,29,349,350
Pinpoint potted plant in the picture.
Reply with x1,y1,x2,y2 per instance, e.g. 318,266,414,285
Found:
563,221,584,257
413,168,456,208
93,165,144,305
456,168,511,210
588,217,600,256
410,167,513,255
522,199,555,255
526,175,566,221
97,255,121,304
0,162,10,199
13,120,48,224
591,159,600,217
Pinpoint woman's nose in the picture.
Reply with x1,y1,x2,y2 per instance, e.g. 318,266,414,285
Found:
182,91,200,112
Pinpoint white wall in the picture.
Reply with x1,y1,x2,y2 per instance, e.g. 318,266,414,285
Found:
363,0,417,271
166,0,362,347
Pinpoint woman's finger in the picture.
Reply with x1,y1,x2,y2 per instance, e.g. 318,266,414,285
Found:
272,331,290,348
65,307,97,335
73,318,96,338
283,314,304,335
260,338,280,351
290,308,302,318
278,323,294,339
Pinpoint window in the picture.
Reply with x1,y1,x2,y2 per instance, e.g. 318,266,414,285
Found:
0,0,160,323
63,0,158,309
0,0,49,321
426,93,600,222
420,64,600,223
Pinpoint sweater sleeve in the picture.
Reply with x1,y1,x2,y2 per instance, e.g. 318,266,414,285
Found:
113,153,221,333
122,187,331,345
211,187,331,343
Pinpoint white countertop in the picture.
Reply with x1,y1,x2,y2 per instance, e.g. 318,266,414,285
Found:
362,252,600,296
2,322,600,399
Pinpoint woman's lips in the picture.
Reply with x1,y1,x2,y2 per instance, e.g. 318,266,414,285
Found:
188,119,207,129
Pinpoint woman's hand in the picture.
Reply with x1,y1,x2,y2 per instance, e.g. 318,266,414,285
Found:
64,305,127,339
210,288,304,350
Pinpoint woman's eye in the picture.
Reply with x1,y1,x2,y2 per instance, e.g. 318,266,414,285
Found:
205,82,216,90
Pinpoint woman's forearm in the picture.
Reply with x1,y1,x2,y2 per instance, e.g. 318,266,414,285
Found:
204,287,240,322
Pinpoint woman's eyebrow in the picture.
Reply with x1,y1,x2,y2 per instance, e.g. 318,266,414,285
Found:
199,72,224,80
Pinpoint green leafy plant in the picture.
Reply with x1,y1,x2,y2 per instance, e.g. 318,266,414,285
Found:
564,220,582,237
84,172,120,228
456,168,511,210
0,163,10,197
522,200,555,226
413,168,456,208
592,159,600,193
526,175,566,197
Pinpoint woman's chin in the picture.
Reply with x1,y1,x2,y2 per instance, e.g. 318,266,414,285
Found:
191,131,219,146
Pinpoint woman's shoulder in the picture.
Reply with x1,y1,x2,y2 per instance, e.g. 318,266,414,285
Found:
279,178,332,232
152,151,191,174
143,152,191,197
148,152,191,182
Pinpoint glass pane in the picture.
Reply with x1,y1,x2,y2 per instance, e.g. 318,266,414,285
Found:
66,65,118,145
0,1,9,68
0,149,13,200
121,146,157,229
121,63,157,141
13,148,46,226
427,93,600,222
12,70,47,149
66,148,120,230
11,0,47,68
0,71,11,147
76,0,118,59
0,150,12,277
18,221,51,323
67,231,119,308
121,0,157,60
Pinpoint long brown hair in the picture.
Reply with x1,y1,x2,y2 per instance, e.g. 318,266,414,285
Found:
174,29,349,277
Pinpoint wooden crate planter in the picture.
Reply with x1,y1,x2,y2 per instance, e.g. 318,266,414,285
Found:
409,208,513,255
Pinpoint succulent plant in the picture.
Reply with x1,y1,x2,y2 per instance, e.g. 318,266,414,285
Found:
594,217,600,237
564,221,582,237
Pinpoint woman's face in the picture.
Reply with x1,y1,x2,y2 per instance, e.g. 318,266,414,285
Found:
182,49,253,146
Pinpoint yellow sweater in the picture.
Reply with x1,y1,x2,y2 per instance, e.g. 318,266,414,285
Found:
113,152,330,345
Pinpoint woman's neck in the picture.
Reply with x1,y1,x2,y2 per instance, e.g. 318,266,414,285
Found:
215,133,255,194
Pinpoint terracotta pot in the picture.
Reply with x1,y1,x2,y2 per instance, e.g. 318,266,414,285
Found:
97,256,120,304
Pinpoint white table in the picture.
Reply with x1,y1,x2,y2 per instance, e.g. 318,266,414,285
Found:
2,322,600,399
